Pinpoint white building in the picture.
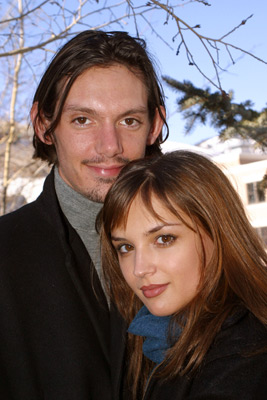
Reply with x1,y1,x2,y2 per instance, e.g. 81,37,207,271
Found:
3,136,267,248
162,136,267,247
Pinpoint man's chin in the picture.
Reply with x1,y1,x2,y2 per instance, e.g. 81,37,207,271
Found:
83,178,116,203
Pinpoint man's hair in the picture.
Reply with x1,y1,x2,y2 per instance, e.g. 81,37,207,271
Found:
32,30,169,164
99,150,267,398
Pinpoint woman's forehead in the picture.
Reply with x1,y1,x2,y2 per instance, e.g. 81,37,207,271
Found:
113,192,189,231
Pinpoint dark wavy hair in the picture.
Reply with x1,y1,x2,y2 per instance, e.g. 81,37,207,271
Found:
31,30,168,164
99,150,267,398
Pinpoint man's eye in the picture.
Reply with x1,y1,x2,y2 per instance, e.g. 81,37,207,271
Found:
74,117,90,125
156,235,176,246
117,243,134,254
121,118,138,126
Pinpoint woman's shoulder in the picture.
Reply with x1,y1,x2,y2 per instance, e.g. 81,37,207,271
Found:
145,310,267,399
183,309,267,399
206,308,267,363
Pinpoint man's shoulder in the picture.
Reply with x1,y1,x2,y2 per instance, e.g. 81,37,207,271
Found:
0,171,59,238
0,192,66,265
0,200,46,248
0,199,39,226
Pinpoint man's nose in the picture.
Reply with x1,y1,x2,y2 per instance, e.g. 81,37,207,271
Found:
133,250,156,278
95,123,123,157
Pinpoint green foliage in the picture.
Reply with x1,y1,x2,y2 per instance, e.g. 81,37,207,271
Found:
163,77,267,149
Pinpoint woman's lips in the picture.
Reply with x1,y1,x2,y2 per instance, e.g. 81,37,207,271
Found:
140,284,169,298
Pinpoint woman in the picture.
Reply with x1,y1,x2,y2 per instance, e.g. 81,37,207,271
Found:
99,150,267,399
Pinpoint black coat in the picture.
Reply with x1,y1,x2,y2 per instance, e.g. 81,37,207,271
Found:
143,310,267,399
0,170,126,400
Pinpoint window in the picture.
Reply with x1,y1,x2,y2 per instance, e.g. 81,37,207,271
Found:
255,226,267,247
247,182,266,204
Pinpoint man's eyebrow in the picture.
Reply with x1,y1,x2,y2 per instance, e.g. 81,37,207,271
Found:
62,104,148,118
118,107,148,118
62,105,97,115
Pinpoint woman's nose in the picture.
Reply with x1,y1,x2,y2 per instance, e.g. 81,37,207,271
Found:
133,250,156,278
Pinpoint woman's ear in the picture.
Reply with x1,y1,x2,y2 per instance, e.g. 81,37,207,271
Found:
30,102,53,145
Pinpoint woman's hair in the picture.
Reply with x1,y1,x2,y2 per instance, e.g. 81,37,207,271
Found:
32,30,168,164
99,150,267,397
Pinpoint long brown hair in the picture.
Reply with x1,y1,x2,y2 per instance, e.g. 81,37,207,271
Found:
99,150,267,397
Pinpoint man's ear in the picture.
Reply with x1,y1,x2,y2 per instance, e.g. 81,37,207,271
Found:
30,102,53,145
146,106,166,145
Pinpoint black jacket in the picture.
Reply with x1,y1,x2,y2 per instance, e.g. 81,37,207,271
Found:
143,310,267,399
0,170,126,400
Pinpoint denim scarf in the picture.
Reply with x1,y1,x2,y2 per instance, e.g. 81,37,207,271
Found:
128,306,181,364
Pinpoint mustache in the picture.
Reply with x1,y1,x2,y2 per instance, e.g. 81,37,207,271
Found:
81,156,130,165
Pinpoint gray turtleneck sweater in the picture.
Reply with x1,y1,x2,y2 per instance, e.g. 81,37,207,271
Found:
54,168,103,281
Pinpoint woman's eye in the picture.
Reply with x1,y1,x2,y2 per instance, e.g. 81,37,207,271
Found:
156,235,176,246
117,244,134,254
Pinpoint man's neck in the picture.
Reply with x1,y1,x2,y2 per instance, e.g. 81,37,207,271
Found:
54,167,102,278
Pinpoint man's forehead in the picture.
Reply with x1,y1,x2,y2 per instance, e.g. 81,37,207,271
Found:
60,68,149,114
77,63,145,82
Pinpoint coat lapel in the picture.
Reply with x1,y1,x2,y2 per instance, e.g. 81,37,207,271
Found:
37,169,110,366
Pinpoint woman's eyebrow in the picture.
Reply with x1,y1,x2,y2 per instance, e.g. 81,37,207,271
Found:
111,236,126,242
145,223,182,236
111,223,183,241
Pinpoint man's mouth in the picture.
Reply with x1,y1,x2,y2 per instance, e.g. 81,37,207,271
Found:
86,164,125,177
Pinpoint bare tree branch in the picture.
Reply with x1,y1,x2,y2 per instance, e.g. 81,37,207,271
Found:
1,0,24,214
0,0,50,25
1,0,267,213
148,0,267,90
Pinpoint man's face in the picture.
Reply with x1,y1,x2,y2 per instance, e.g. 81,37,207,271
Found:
41,64,163,202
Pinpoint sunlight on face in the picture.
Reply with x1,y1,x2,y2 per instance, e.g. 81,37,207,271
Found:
111,194,214,316
50,65,163,202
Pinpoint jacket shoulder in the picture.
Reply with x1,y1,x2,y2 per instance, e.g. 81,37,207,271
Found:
145,311,267,400
188,311,267,399
0,200,41,236
0,170,57,238
207,310,267,362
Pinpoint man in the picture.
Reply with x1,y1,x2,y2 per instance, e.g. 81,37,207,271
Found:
0,30,168,399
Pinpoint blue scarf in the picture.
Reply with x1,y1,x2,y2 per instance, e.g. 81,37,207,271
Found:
128,306,181,364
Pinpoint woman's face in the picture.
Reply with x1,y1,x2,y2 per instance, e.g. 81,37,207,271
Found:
111,194,214,316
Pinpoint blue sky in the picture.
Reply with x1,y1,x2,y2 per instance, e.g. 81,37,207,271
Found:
2,0,266,146
131,0,267,144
